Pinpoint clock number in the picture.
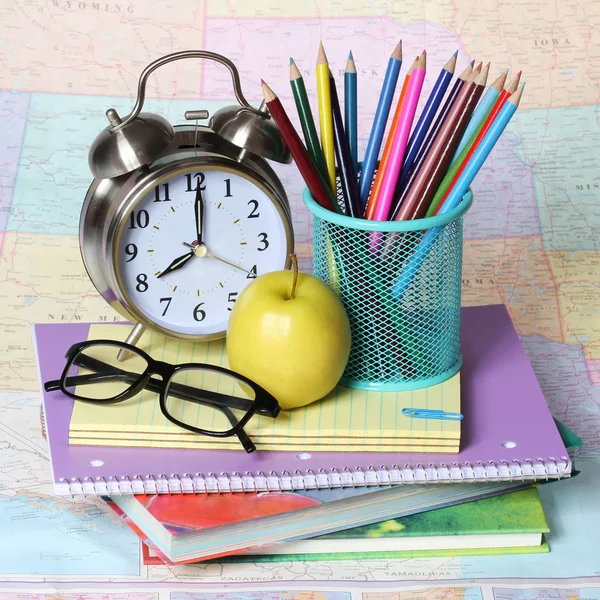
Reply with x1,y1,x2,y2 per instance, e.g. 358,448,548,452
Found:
124,243,138,262
247,265,258,279
257,232,269,251
193,302,206,322
153,183,171,202
224,178,232,197
227,292,238,311
136,273,149,293
247,199,260,219
185,172,206,192
159,297,172,316
128,210,149,229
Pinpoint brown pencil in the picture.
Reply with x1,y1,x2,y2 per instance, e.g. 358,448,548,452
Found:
262,80,337,213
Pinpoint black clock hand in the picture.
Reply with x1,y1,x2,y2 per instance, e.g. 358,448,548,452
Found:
194,185,204,245
157,251,194,278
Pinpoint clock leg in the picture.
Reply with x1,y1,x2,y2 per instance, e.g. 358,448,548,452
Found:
117,322,146,362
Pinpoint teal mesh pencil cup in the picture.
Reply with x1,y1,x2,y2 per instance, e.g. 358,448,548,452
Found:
303,186,473,391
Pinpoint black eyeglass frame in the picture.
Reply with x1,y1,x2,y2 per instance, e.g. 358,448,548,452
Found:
44,340,280,453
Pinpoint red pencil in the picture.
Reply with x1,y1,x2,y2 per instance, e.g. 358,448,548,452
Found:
261,80,337,212
433,70,522,216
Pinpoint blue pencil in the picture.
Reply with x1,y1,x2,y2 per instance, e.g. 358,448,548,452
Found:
399,51,457,183
450,68,507,163
358,41,402,211
344,51,358,177
391,83,524,300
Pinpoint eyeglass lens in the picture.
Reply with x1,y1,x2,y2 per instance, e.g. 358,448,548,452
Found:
164,367,256,434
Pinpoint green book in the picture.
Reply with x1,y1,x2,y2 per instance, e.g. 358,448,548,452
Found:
231,487,550,562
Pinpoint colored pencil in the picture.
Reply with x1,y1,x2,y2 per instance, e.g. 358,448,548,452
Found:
344,51,358,177
392,63,489,222
316,42,336,192
399,51,457,183
357,40,402,211
290,58,329,181
427,70,521,217
262,81,336,213
391,83,525,300
363,59,415,220
330,70,360,217
450,69,507,162
388,61,474,220
370,53,426,222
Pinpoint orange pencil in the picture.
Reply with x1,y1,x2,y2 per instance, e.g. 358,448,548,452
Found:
363,57,417,220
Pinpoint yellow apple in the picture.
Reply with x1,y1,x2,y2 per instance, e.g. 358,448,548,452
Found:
226,255,351,410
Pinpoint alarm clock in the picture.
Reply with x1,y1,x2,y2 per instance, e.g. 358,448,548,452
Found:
80,51,294,347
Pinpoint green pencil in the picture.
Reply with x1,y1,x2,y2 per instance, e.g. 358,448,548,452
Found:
290,58,329,181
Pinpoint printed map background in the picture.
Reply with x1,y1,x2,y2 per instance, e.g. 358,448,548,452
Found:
0,0,599,592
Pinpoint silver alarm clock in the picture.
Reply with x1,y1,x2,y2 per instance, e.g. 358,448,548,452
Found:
80,51,294,348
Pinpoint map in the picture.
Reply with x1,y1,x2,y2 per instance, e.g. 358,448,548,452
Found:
172,593,351,600
1,0,600,595
365,589,482,600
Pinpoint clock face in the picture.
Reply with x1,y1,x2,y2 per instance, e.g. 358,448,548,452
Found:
115,167,290,337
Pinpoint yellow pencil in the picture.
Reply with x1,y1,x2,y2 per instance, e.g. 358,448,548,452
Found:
316,42,336,192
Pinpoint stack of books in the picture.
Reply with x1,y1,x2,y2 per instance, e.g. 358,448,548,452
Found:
34,305,578,566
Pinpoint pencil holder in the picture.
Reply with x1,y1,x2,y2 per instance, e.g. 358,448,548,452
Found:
304,184,473,391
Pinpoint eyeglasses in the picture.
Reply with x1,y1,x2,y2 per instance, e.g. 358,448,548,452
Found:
44,340,280,453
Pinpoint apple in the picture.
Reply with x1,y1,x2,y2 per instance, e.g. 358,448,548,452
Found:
227,254,351,409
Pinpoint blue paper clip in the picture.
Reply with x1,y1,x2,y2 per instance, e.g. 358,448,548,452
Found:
402,408,464,421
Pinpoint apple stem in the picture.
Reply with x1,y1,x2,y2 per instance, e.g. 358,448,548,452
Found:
289,254,298,300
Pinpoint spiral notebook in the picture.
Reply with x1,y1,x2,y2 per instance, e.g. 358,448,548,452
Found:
34,304,572,496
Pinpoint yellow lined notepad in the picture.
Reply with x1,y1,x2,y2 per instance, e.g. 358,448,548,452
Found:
69,325,461,453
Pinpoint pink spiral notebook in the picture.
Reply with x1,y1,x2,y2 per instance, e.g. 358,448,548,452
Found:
33,304,572,495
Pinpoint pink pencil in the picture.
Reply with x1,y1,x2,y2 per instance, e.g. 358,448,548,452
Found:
371,53,426,222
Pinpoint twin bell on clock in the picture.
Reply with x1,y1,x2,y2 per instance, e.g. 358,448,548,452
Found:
82,51,295,348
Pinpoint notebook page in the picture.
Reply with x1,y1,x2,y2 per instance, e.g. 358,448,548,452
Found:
69,325,460,452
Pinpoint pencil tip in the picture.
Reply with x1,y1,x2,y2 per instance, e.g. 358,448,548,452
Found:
454,50,459,57
349,50,353,60
260,79,265,85
505,68,510,74
317,41,328,64
517,70,522,77
421,49,427,56
290,57,294,66
470,59,475,66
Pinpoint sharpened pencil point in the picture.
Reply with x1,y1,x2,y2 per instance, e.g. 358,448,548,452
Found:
317,41,328,65
505,68,510,74
349,50,353,60
261,81,276,102
290,57,293,66
454,50,459,57
470,59,475,67
391,40,402,60
290,59,302,80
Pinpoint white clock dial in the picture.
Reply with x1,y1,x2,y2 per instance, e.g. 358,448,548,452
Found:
116,168,289,336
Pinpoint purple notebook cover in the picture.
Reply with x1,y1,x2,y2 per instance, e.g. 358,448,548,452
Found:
34,304,569,485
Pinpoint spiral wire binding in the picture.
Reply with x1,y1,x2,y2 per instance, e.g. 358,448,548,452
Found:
54,457,572,495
